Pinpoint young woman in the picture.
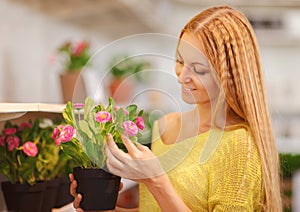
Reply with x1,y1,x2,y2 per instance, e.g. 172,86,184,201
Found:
71,5,282,211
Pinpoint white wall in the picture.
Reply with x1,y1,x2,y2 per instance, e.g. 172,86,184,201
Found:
0,0,108,103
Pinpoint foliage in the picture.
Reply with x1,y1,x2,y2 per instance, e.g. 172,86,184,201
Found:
57,40,91,73
109,54,151,82
0,119,71,185
280,153,300,178
52,97,145,169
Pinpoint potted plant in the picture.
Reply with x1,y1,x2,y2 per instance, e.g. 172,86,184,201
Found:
51,96,145,211
108,54,151,103
0,118,68,212
56,40,91,103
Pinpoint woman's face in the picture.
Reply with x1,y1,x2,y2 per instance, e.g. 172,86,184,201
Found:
175,32,220,105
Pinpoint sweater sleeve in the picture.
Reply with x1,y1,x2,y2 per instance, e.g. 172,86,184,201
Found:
207,127,264,211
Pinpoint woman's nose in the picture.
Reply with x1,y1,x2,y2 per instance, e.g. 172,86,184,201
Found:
177,65,192,83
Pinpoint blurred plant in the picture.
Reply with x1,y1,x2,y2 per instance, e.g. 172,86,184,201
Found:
0,119,69,185
280,153,300,178
57,40,91,73
109,54,151,82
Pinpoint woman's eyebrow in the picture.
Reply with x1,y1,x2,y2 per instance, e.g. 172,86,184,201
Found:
177,50,209,67
191,62,209,67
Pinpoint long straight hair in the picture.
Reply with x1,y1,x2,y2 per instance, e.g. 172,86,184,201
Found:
180,6,282,211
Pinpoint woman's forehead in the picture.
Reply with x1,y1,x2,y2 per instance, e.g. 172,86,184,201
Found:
177,33,209,66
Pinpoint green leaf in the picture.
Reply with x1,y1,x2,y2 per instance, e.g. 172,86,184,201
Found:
126,105,137,117
138,110,144,117
78,120,93,140
84,97,96,119
62,102,76,126
116,109,125,126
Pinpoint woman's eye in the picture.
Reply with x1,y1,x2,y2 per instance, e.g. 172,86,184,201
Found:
192,68,207,75
192,64,210,75
196,71,207,75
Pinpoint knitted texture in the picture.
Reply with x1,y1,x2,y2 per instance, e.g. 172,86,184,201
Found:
139,121,263,211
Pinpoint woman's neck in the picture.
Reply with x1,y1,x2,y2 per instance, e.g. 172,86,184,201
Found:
191,102,245,132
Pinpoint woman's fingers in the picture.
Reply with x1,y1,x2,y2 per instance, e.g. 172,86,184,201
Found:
119,181,123,191
73,193,82,209
69,173,77,197
69,173,74,182
69,173,85,211
106,134,131,161
105,143,124,172
121,135,140,157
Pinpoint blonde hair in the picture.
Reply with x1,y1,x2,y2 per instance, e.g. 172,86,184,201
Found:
180,5,282,211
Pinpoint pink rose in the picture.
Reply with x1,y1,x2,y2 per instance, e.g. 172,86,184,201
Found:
60,125,76,142
136,116,145,130
6,136,20,151
52,126,61,139
52,125,75,146
95,111,112,123
122,120,138,136
3,128,16,135
0,136,5,147
23,141,38,157
18,122,32,131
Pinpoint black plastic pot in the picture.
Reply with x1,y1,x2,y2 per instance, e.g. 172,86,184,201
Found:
73,167,121,211
1,181,46,212
42,179,60,212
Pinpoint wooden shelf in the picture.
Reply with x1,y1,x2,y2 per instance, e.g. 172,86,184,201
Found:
0,103,65,122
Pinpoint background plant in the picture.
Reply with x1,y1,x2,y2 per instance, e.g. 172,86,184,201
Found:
109,54,151,82
57,40,91,72
0,119,69,185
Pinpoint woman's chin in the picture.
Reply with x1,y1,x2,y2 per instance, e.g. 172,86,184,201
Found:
181,95,197,104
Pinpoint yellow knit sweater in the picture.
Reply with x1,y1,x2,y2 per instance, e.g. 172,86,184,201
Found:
139,121,264,211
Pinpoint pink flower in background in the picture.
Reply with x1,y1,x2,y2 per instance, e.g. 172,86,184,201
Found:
51,125,62,143
136,116,145,130
73,103,85,109
3,128,16,135
22,141,38,157
0,136,5,147
6,136,20,151
52,125,75,146
72,41,88,56
18,122,32,132
61,125,76,142
48,54,57,65
122,120,138,136
95,111,112,123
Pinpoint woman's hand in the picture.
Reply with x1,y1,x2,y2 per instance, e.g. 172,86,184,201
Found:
69,173,84,212
105,134,165,184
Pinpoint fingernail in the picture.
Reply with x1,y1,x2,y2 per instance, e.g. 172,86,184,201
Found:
106,133,112,139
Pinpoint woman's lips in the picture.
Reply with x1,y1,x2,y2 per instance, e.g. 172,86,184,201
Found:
182,86,196,93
